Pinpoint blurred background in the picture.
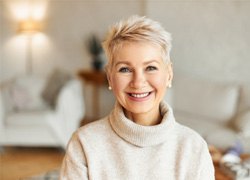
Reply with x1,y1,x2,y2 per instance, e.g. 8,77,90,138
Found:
1,0,250,82
0,0,250,179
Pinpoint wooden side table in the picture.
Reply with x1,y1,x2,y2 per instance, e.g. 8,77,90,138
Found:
78,70,108,125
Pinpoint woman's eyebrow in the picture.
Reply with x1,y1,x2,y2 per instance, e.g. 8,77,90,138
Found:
114,61,130,67
143,60,160,65
115,60,160,67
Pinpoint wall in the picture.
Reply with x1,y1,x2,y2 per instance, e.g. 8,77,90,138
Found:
0,0,250,117
0,1,2,78
0,0,143,81
1,0,250,83
147,0,250,84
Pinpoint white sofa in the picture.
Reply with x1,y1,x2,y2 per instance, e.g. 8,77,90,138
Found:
167,75,250,153
0,74,85,149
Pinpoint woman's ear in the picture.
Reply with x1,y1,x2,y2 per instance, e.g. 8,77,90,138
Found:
106,68,112,89
166,62,173,87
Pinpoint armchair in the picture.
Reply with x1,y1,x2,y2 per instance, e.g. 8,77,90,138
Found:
0,74,85,149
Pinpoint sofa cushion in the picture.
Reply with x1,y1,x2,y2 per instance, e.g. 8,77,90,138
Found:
6,109,53,126
205,128,238,151
176,110,238,151
9,75,47,111
172,75,239,124
175,110,223,137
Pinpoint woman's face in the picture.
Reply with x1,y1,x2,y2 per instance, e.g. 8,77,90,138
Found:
108,42,173,118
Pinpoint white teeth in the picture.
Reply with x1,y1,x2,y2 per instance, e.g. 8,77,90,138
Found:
130,92,149,98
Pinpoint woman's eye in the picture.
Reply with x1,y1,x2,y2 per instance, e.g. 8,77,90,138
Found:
146,66,158,71
118,67,131,73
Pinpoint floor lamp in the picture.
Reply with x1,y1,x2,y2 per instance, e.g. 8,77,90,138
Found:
18,19,41,74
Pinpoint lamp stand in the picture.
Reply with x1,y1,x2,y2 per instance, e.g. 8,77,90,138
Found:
26,34,33,74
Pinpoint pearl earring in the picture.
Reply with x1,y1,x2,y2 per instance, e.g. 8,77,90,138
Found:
108,86,112,90
168,83,172,88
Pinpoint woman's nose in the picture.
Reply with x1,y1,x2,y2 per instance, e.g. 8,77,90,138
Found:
130,71,146,89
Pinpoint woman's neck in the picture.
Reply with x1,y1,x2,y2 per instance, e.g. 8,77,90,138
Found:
124,108,162,126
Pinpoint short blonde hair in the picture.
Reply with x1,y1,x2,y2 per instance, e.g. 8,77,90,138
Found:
102,15,172,72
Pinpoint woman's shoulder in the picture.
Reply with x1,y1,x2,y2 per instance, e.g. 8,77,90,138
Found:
64,117,111,150
174,122,207,145
76,117,110,136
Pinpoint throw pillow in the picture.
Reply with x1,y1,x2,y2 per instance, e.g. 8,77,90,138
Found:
238,84,250,114
41,69,72,108
234,111,250,137
9,75,47,111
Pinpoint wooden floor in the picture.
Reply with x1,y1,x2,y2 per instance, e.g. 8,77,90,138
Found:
1,146,244,180
0,146,65,180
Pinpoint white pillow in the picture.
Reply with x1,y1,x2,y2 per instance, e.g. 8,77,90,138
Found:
238,84,250,114
172,75,239,124
1,83,14,113
9,75,47,111
234,111,250,137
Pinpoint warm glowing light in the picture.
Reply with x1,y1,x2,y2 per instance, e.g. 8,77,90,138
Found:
7,0,48,21
31,5,46,21
18,20,42,33
12,2,30,20
4,0,49,74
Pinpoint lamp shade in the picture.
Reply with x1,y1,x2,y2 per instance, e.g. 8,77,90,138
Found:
18,19,42,33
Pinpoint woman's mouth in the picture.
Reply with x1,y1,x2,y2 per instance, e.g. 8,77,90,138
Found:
128,92,151,98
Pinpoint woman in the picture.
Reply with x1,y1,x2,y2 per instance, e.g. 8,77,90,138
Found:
60,16,215,179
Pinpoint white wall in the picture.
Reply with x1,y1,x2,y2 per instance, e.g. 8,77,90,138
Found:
0,1,2,78
147,0,250,84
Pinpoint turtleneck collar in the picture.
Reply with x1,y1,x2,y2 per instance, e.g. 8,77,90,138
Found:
109,101,176,147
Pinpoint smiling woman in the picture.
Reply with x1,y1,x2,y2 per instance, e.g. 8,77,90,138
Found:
109,42,172,126
60,16,215,180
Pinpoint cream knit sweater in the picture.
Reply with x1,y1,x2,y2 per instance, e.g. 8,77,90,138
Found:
60,102,215,180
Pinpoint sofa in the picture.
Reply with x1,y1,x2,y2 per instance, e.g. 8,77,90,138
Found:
0,72,85,149
166,74,250,153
